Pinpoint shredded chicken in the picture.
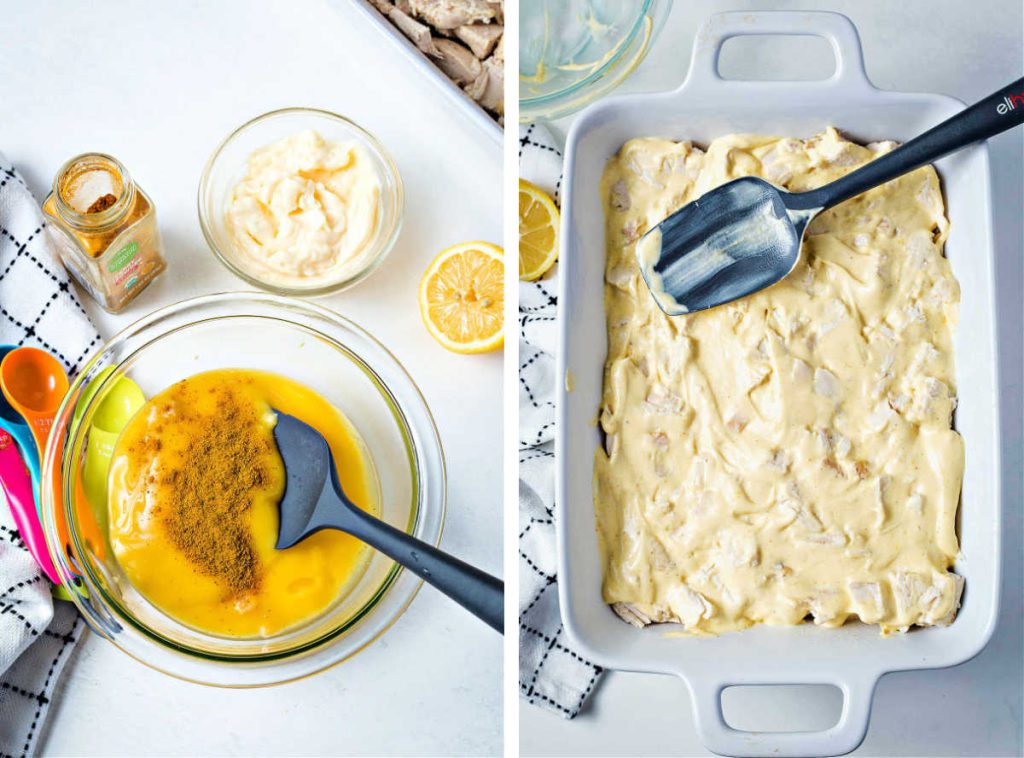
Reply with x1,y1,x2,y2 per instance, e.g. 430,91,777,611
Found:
456,23,503,59
387,6,440,57
369,0,504,122
465,55,503,115
435,38,482,84
407,0,495,30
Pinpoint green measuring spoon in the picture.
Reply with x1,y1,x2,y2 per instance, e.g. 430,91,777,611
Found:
75,367,145,526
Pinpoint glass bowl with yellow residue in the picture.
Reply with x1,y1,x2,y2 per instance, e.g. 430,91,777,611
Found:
519,0,672,122
41,292,444,686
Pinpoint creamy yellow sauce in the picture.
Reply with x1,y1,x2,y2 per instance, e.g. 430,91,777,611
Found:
225,130,381,287
595,129,964,635
108,369,378,638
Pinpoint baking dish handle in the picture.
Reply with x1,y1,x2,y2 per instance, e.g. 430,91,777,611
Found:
685,673,878,758
682,11,874,96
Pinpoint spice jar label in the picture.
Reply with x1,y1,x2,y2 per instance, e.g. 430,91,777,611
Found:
107,241,140,273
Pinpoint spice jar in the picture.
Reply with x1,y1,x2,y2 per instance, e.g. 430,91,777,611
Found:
43,153,165,313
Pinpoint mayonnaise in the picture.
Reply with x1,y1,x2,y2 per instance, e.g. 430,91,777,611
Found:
225,130,381,286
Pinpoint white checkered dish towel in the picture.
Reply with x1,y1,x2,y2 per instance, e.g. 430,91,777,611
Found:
0,154,96,757
519,124,603,719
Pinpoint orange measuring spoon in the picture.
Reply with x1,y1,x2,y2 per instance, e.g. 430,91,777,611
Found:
0,347,69,458
0,347,98,570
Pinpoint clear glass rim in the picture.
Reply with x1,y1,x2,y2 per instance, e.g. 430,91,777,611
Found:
197,107,405,297
41,292,446,687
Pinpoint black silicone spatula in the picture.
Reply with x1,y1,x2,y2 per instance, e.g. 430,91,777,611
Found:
638,77,1024,315
272,410,504,633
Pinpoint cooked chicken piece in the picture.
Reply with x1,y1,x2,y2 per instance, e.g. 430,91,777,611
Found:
612,602,652,627
408,0,495,30
666,585,714,628
492,32,503,63
455,23,503,59
931,573,964,626
465,55,503,114
434,38,482,85
368,0,393,12
487,1,503,24
847,581,885,622
388,7,440,56
395,0,412,12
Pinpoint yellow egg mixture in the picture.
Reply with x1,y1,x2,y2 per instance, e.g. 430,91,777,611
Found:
595,128,964,635
108,369,378,638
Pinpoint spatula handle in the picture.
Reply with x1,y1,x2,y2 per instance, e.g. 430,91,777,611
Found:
344,506,504,633
790,77,1024,211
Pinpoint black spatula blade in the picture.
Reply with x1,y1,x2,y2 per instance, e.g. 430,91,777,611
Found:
271,410,335,550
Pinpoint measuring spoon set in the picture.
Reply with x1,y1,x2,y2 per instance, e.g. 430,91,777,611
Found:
0,345,142,588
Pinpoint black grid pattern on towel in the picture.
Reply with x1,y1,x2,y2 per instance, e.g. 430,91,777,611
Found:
518,124,563,206
0,166,101,376
0,603,83,758
518,127,603,719
0,155,93,757
518,486,603,719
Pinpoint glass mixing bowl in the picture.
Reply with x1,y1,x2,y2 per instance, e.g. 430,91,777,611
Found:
519,0,672,122
198,108,404,297
41,293,445,686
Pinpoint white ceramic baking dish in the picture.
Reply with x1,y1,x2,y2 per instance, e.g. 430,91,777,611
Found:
345,0,502,148
556,11,1001,758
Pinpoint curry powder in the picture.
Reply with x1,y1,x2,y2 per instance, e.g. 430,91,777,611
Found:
147,382,274,596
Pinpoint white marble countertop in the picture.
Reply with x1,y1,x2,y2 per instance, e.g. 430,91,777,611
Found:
0,1,502,755
521,0,1023,755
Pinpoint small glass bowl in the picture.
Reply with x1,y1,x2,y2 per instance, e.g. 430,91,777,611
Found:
519,0,672,122
41,293,445,686
198,108,404,297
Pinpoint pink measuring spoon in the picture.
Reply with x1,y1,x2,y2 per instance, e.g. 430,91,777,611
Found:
0,428,59,582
